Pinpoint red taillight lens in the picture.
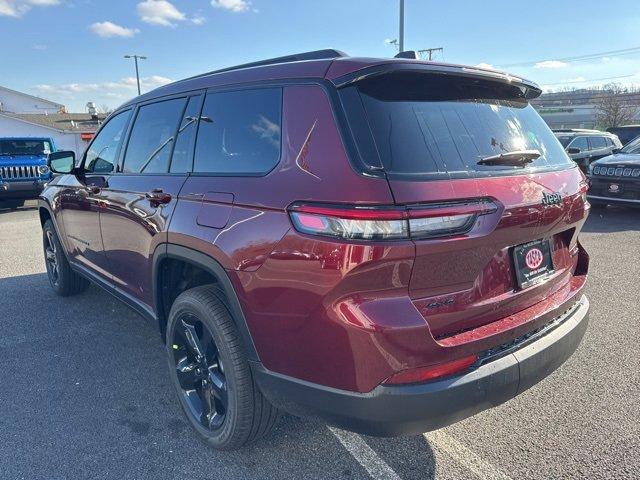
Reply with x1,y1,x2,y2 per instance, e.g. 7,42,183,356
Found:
288,201,496,241
383,355,478,385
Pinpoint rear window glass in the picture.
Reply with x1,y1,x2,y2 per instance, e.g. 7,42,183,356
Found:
350,72,572,178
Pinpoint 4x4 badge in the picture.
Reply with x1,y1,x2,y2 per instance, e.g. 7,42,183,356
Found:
542,192,563,206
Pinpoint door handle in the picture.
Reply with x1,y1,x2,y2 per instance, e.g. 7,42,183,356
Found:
146,188,172,206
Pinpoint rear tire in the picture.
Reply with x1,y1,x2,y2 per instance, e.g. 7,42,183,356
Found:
166,284,278,450
42,219,89,296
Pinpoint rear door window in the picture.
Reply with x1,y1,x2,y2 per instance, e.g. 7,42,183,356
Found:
345,71,572,178
568,136,589,151
589,136,607,150
170,95,203,173
193,88,282,175
122,98,186,174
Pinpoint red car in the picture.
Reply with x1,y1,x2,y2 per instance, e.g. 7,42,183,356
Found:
40,50,590,450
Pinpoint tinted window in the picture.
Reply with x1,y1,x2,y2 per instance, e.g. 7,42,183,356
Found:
193,88,281,174
170,95,202,173
84,110,131,173
621,136,640,154
123,98,186,174
569,137,589,151
590,136,607,149
353,72,571,178
557,136,572,148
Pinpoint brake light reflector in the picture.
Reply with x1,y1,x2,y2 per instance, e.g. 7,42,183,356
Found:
288,200,496,241
383,355,478,385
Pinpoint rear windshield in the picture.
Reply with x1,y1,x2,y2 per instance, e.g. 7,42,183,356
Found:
0,139,52,156
348,72,572,179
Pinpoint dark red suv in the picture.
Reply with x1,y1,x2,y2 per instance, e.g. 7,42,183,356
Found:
40,50,590,449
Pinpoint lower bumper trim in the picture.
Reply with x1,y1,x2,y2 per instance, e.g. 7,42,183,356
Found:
253,295,590,437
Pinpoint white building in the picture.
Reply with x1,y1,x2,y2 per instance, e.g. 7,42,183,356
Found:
0,85,64,114
0,86,103,155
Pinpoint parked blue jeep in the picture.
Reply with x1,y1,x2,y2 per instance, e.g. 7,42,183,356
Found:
0,137,54,209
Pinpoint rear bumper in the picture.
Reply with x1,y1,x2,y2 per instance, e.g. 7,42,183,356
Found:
254,295,589,436
0,180,47,200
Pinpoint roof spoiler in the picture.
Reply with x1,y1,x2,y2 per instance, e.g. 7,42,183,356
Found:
333,63,543,100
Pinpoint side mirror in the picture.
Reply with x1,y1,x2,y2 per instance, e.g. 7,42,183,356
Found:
567,147,581,155
48,151,76,174
612,148,621,154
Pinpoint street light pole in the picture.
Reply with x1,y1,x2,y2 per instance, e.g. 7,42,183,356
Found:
399,0,405,52
124,54,147,96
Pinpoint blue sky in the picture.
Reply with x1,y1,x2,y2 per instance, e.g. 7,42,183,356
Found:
2,0,640,112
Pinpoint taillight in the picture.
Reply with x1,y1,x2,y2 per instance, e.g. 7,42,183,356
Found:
288,200,496,241
383,355,478,385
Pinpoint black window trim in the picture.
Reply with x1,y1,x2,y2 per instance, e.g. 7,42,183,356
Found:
189,85,284,178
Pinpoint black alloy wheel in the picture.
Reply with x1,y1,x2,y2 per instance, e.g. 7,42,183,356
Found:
44,228,60,287
170,314,229,431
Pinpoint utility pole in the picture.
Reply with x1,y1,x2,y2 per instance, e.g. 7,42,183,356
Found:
418,47,444,61
399,0,405,52
124,54,147,96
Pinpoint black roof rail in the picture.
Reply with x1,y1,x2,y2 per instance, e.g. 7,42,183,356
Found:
182,49,348,82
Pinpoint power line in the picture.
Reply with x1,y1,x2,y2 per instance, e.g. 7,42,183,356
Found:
500,46,640,68
546,74,637,86
418,47,444,61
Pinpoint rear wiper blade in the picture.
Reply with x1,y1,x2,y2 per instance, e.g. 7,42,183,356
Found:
477,149,541,166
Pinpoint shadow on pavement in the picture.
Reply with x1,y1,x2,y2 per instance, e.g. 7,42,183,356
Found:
0,271,437,479
582,205,640,233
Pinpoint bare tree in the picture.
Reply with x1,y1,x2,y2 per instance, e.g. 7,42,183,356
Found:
99,104,113,115
595,83,639,129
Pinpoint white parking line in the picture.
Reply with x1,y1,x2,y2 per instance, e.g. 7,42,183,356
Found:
328,427,402,480
424,430,514,480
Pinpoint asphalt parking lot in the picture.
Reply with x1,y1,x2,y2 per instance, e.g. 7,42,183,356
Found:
0,203,638,480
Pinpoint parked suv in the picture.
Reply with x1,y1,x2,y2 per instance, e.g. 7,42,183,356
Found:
553,129,622,173
587,134,640,207
0,137,53,209
40,50,590,449
606,125,640,146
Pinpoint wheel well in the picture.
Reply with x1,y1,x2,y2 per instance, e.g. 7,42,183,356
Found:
39,207,52,227
156,258,219,340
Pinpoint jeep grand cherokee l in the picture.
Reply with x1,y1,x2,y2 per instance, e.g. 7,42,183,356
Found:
39,50,590,450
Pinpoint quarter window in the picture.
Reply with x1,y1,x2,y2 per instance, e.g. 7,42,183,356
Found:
193,88,282,175
84,110,131,173
123,98,186,174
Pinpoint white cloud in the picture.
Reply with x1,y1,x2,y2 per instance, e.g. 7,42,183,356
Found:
0,0,59,17
534,60,568,69
32,43,48,50
137,0,185,27
191,14,205,25
34,76,173,98
211,0,251,12
90,21,139,38
475,62,496,70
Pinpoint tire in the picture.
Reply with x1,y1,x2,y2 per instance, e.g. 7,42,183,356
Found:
166,284,278,450
42,219,89,296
